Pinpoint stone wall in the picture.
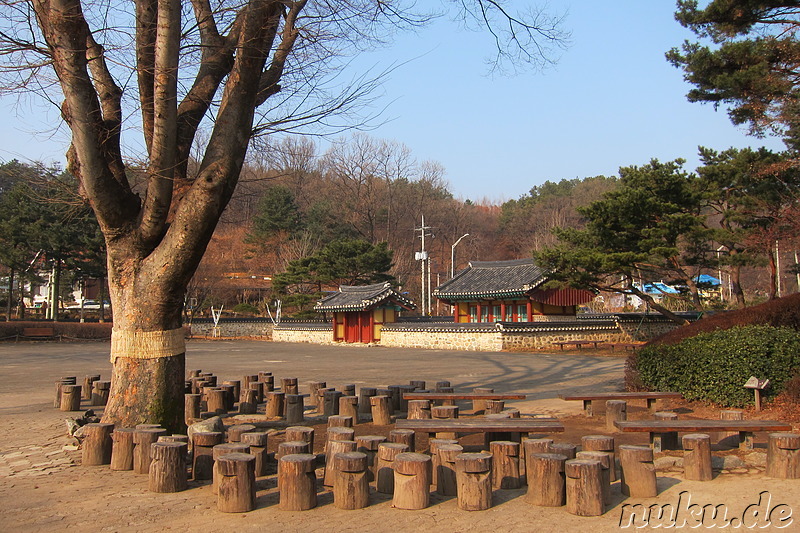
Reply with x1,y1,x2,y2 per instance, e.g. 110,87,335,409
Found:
188,319,274,338
272,324,333,345
381,325,503,351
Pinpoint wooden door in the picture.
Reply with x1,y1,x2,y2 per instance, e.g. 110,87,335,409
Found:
344,312,360,343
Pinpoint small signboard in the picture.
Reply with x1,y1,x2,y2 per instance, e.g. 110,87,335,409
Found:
744,377,770,390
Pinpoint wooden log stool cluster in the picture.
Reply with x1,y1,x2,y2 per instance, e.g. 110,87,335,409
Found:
766,433,800,479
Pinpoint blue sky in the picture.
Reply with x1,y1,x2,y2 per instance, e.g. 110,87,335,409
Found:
0,1,786,203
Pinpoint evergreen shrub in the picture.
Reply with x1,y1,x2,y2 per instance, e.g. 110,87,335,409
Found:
635,325,800,406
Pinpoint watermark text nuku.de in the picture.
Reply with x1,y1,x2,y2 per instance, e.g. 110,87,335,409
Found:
619,491,793,529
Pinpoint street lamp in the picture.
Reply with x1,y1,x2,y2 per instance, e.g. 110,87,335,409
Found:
451,233,470,278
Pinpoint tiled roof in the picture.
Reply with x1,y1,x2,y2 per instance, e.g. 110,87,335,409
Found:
434,259,548,300
315,282,417,312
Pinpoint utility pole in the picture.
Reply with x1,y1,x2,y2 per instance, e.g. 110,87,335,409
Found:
415,215,433,315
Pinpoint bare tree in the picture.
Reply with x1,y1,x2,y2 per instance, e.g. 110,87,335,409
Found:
0,0,567,429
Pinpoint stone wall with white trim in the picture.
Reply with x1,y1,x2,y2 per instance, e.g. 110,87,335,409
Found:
380,329,503,351
272,327,334,345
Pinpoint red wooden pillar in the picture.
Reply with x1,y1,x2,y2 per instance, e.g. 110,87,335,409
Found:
500,302,506,322
476,303,482,323
526,300,533,321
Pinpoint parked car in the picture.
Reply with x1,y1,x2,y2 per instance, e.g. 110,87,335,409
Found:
66,300,110,310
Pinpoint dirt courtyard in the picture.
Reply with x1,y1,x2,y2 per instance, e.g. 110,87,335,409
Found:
1,340,799,532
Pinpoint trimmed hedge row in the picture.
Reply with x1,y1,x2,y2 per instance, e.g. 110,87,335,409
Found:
635,325,800,407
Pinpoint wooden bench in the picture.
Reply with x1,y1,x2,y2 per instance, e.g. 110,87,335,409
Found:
601,342,645,352
559,391,683,416
21,327,58,340
395,418,564,438
614,419,792,451
552,340,602,350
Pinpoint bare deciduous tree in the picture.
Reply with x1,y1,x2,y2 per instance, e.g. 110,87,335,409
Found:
0,0,567,429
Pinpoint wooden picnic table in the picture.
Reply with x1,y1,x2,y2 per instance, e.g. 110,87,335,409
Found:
559,391,683,416
395,418,563,437
614,419,792,451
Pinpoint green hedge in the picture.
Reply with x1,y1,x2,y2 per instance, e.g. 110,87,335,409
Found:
635,325,800,406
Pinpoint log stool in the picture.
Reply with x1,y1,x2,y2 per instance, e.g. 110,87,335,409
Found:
60,384,82,411
278,454,317,511
282,377,299,395
185,394,202,424
239,389,258,415
285,394,305,424
605,400,626,432
653,411,680,451
217,384,235,411
356,435,386,481
410,380,426,390
316,387,332,412
342,384,356,397
429,438,458,486
227,424,256,443
436,443,463,496
581,435,616,481
504,408,521,418
91,381,111,406
376,442,409,493
408,399,432,420
720,409,744,447
242,374,258,397
136,424,163,430
308,381,326,406
82,423,114,466
387,385,403,412
576,451,612,505
324,390,343,417
455,452,493,511
278,441,311,462
333,451,370,510
472,387,494,413
485,399,505,415
619,444,657,497
324,439,357,487
683,433,713,481
285,426,315,453
110,427,136,471
82,374,100,400
525,453,567,507
249,381,264,403
523,438,554,455
217,453,256,513
388,428,415,452
434,381,451,392
260,374,275,392
550,442,577,460
431,405,459,440
265,391,285,417
212,443,249,494
133,428,167,474
490,440,521,489
376,388,393,412
206,388,227,414
222,380,241,404
370,395,392,425
54,377,76,408
358,387,377,414
241,432,269,477
149,442,188,493
328,415,353,428
192,431,224,480
339,395,359,423
327,426,355,445
766,433,800,479
393,452,432,510
565,459,604,516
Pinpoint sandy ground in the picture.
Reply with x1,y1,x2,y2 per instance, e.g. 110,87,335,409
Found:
1,340,799,532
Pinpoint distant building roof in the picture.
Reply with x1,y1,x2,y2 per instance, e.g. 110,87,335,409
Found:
314,282,417,312
434,259,548,301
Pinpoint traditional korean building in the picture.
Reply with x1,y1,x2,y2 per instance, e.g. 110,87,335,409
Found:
434,258,595,322
314,282,416,343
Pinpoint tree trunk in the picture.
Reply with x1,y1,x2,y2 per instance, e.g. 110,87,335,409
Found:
769,247,778,300
730,264,745,308
101,249,189,433
5,267,13,321
52,259,61,322
628,287,689,326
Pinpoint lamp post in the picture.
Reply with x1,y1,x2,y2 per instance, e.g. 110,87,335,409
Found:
451,233,469,278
